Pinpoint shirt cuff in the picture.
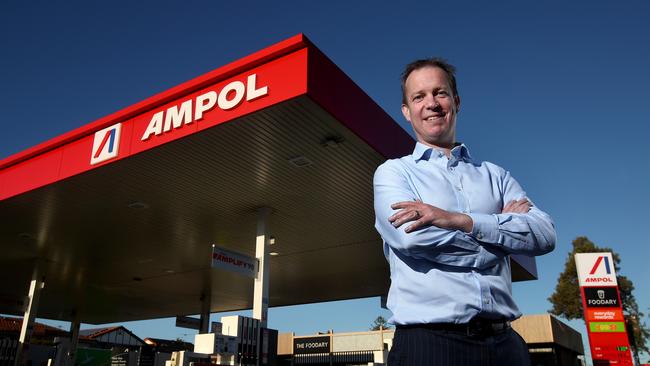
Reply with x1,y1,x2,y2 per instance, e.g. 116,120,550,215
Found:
468,213,499,243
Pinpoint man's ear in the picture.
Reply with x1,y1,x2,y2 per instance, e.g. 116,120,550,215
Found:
455,95,461,112
401,104,411,122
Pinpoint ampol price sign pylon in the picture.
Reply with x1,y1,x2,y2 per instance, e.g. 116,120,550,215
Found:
575,253,633,365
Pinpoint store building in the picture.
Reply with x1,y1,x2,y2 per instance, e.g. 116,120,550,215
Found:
512,314,585,366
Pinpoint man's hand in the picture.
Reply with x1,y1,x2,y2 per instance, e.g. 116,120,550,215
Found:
502,199,531,214
389,200,473,233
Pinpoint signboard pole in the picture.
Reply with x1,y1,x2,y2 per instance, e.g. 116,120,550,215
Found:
253,207,271,328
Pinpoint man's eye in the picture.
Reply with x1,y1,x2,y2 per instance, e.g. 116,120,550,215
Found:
413,95,423,102
438,91,449,96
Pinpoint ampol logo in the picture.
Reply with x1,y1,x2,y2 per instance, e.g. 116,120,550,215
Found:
90,123,122,165
589,256,611,275
575,252,618,286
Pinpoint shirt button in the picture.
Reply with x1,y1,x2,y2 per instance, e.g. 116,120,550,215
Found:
456,186,462,191
477,232,483,239
484,298,491,304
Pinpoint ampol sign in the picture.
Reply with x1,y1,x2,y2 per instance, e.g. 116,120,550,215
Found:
575,253,633,365
575,253,617,286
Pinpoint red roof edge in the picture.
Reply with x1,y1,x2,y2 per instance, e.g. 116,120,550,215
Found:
0,34,311,171
81,326,121,339
80,325,144,344
0,316,68,336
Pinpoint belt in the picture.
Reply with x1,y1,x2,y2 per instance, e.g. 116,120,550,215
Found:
396,318,511,337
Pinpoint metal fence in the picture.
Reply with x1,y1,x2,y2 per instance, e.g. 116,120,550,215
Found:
294,350,374,365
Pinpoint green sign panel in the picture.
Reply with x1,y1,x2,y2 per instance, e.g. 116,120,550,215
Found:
589,321,626,333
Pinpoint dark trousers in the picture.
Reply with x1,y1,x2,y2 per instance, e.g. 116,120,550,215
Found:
388,326,531,366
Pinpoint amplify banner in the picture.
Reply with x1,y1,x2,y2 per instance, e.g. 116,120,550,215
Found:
575,253,633,365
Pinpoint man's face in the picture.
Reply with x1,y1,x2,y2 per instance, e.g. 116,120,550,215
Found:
401,66,460,149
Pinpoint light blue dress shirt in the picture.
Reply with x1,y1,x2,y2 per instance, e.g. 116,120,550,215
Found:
373,142,556,325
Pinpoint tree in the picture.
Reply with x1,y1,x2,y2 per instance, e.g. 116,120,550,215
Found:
548,236,649,360
370,315,392,331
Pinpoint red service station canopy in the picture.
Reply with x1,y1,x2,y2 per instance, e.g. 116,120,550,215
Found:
0,34,538,324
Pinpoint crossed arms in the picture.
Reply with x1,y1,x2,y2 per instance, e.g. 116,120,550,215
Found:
373,161,556,269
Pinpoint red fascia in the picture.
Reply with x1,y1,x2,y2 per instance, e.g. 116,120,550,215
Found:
0,34,310,171
0,33,413,201
306,46,412,160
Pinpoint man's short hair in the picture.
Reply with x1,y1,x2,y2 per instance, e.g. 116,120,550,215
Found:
401,58,458,104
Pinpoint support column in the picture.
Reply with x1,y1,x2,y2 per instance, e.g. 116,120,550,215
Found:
199,292,211,334
65,314,80,366
14,266,44,366
253,207,271,328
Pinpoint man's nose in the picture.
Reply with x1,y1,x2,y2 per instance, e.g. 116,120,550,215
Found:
425,95,439,109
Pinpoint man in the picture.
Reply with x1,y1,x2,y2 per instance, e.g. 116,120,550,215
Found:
373,58,556,366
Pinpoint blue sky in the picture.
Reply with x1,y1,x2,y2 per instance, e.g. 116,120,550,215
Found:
2,0,649,362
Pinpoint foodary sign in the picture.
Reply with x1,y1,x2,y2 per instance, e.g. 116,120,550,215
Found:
583,287,619,308
575,253,617,286
294,336,330,354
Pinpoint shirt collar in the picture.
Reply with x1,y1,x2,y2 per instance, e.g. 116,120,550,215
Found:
412,142,473,162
